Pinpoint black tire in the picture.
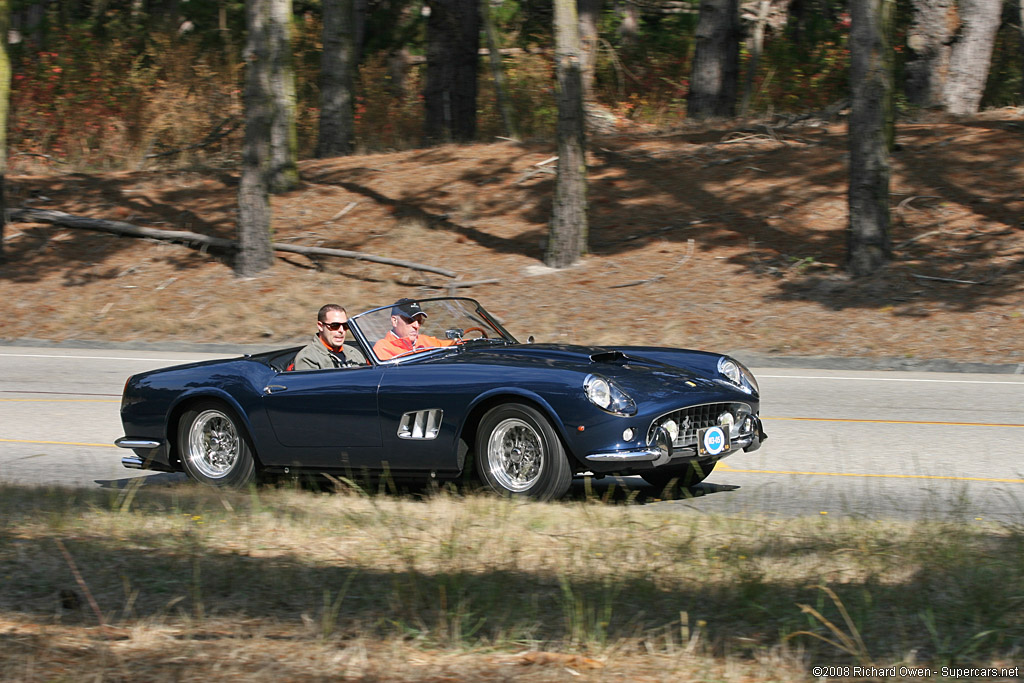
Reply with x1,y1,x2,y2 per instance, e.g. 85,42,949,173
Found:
475,403,572,501
177,400,257,488
641,460,717,496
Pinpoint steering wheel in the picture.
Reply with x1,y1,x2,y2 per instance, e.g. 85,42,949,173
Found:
462,326,488,339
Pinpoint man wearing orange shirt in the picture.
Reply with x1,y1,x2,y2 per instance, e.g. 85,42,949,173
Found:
373,298,457,360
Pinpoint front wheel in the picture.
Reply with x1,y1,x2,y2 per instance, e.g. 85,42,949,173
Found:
475,403,572,501
641,460,716,496
177,400,257,488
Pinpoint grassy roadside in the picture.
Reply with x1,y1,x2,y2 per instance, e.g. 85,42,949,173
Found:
1,481,1022,681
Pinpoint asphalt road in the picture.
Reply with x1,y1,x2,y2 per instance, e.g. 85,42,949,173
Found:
1,345,1022,522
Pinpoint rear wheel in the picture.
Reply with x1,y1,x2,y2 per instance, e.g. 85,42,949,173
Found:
641,460,716,496
476,403,572,501
177,400,257,488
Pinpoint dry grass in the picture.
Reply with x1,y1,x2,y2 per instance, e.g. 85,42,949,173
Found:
2,481,1022,680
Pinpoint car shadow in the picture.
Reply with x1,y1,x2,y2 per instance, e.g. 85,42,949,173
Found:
94,473,188,489
565,475,741,504
90,472,742,506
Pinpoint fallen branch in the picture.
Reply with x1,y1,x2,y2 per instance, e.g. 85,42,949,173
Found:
910,273,988,285
328,201,360,221
7,207,458,278
610,274,665,288
894,227,951,250
15,152,70,164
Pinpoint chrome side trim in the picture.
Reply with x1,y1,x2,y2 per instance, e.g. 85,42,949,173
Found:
115,437,162,450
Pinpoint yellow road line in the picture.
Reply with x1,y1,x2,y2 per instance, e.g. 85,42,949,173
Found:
716,462,1024,484
764,416,1024,428
0,438,118,448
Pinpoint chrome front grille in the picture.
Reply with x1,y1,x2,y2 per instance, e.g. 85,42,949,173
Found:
647,402,752,448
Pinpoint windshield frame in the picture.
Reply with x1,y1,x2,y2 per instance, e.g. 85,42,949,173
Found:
348,297,517,365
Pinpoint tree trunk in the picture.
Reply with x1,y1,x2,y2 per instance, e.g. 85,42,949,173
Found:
545,0,589,269
740,0,771,116
904,0,956,108
1020,0,1024,105
481,0,518,140
577,0,601,103
615,0,639,49
268,0,299,192
943,0,1002,115
0,1,9,264
423,0,480,144
688,0,740,119
237,0,275,277
317,0,356,158
847,0,894,278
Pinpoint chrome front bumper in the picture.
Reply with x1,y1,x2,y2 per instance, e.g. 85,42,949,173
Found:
585,431,760,467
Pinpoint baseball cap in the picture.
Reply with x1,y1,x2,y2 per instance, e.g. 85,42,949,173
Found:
391,298,427,319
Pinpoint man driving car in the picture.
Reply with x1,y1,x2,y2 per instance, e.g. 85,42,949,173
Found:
373,298,457,360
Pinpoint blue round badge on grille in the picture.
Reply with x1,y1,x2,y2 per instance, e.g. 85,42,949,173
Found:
702,426,726,456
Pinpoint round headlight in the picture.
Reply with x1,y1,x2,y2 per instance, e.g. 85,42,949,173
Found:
585,376,612,409
718,357,742,385
584,374,637,416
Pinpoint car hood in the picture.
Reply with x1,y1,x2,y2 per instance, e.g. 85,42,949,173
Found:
442,343,747,399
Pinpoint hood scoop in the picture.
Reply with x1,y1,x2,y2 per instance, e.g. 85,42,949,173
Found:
590,350,630,364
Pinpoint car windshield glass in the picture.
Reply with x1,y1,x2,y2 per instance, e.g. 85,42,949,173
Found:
351,297,515,363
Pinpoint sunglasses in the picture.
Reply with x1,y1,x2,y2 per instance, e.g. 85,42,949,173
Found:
322,321,349,331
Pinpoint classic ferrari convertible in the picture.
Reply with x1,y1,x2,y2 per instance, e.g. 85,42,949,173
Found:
116,297,766,500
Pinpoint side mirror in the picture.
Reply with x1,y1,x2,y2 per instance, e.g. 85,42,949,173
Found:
445,328,464,341
527,335,535,344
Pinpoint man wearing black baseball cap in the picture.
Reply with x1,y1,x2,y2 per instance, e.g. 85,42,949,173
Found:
373,298,456,360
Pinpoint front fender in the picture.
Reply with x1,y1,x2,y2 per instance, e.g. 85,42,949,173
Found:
459,386,576,450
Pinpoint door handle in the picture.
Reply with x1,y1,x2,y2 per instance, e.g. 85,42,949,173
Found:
263,384,288,395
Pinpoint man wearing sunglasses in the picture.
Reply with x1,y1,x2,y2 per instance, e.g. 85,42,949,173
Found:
373,298,457,360
293,304,366,370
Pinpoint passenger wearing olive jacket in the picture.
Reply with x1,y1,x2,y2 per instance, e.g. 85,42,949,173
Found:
293,304,366,370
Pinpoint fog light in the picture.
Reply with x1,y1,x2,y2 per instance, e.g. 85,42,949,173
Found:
719,411,739,438
622,427,634,442
662,419,679,443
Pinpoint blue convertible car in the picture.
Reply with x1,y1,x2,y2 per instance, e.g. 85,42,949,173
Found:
116,297,766,500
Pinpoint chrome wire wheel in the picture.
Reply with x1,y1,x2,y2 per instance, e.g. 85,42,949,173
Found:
186,409,241,479
476,403,572,500
486,417,544,492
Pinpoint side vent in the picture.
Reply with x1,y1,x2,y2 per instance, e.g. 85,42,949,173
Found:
397,409,443,440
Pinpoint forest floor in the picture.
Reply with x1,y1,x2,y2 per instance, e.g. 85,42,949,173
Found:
2,108,1023,366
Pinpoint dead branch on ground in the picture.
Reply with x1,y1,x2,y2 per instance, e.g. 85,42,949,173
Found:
7,207,458,278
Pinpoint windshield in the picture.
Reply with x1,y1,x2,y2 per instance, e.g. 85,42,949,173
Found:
350,297,516,363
